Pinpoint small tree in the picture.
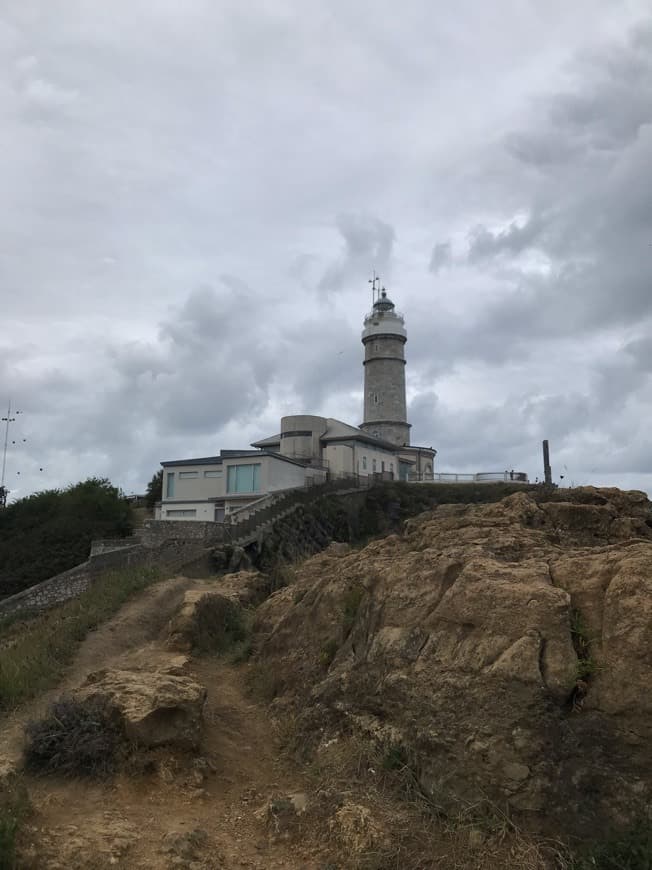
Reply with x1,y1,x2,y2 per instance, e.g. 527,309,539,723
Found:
145,469,163,509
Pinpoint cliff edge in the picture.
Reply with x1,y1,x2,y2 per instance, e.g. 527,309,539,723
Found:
254,486,652,838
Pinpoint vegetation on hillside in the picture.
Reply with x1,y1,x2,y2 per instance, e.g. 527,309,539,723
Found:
0,566,160,710
0,478,133,600
145,469,163,509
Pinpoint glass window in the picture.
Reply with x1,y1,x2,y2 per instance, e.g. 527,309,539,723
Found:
179,471,198,479
166,509,196,517
166,472,175,498
381,461,385,472
362,456,367,471
227,463,261,493
204,470,222,478
372,459,377,472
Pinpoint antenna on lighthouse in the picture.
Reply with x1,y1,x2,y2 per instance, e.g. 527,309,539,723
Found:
368,271,381,305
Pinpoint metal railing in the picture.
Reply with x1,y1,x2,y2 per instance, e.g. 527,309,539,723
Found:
223,474,372,545
408,471,529,484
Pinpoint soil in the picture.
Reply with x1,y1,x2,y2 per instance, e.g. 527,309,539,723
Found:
7,576,332,869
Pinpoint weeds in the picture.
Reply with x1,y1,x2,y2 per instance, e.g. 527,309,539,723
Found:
0,778,30,870
0,566,160,710
342,585,365,639
319,639,339,670
569,822,652,870
570,608,602,681
24,697,123,778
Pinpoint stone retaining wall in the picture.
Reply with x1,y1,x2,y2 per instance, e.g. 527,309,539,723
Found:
139,519,226,548
0,540,205,619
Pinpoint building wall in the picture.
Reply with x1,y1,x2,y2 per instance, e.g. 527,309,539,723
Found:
324,441,399,478
361,341,410,446
163,463,224,502
159,501,217,521
279,415,327,461
324,443,355,476
159,454,310,520
267,456,309,492
399,446,436,476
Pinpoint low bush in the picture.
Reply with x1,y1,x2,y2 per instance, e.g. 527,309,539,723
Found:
24,697,123,778
194,596,249,655
0,566,160,710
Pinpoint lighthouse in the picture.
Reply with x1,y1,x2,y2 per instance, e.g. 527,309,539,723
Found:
359,281,411,447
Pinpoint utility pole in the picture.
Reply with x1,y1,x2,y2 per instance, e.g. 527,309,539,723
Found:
542,439,552,485
1,400,22,504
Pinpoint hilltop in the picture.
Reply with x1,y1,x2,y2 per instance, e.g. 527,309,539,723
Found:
2,484,651,868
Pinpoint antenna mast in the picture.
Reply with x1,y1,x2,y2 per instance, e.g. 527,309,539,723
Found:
368,270,381,305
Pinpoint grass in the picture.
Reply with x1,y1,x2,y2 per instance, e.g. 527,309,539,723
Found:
0,778,30,870
0,566,160,710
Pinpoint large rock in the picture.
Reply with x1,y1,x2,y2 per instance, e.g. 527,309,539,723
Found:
254,487,652,837
77,668,207,749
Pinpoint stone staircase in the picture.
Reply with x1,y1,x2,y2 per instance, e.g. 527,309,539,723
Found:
224,476,371,548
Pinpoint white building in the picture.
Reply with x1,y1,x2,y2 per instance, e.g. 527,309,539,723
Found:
156,284,438,520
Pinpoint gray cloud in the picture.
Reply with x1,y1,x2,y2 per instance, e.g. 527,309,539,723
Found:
1,1,651,501
319,213,395,293
429,241,452,273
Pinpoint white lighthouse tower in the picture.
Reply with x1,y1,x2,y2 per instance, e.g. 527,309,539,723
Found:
359,279,410,446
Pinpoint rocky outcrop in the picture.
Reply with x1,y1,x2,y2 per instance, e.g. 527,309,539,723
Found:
254,487,652,837
77,668,207,749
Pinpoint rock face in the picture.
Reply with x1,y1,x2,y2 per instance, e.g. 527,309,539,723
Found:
77,668,207,749
254,487,652,837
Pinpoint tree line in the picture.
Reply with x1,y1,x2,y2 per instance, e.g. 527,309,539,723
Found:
0,478,134,600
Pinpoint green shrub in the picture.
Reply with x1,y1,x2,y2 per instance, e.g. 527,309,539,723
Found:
0,566,160,710
383,743,410,771
0,478,134,599
24,697,123,778
571,822,652,869
194,597,249,655
570,608,602,681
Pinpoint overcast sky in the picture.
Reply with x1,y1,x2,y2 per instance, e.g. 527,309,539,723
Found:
2,0,652,500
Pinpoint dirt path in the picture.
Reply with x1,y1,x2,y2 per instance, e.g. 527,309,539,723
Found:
7,576,333,869
0,576,197,777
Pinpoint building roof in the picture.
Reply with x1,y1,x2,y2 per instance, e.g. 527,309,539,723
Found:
251,417,404,453
161,449,308,469
250,433,281,448
161,456,223,468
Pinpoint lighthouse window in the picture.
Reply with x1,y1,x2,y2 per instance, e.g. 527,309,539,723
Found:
373,393,379,404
